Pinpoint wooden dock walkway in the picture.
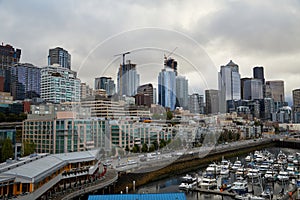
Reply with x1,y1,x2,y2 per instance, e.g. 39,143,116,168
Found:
192,187,236,198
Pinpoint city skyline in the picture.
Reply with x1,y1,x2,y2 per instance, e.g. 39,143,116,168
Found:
1,1,300,104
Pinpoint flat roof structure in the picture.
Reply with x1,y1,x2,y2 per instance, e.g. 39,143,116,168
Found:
0,149,100,183
88,193,186,200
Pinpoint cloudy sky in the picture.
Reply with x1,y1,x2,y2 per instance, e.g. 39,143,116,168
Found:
1,0,300,104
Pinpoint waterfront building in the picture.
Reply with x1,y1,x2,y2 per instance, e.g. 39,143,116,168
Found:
176,76,188,109
0,150,107,199
242,78,263,100
8,63,41,100
188,93,204,114
48,47,71,69
218,60,241,113
117,61,140,97
158,67,176,111
23,111,109,154
88,193,186,200
205,89,220,114
94,77,115,96
40,65,81,103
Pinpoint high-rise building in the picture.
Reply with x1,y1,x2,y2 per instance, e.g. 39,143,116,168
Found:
8,63,41,100
253,66,265,98
242,78,263,100
205,89,220,114
137,83,154,105
95,77,115,96
48,47,71,69
176,76,188,109
164,57,178,75
0,43,21,76
158,67,176,111
293,89,300,107
188,93,204,114
117,61,140,96
218,60,241,112
80,82,93,99
265,80,285,102
292,89,300,123
40,65,80,103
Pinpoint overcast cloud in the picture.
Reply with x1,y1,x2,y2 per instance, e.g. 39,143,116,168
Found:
1,0,300,104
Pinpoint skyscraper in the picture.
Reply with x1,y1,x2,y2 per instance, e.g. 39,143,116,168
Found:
0,43,21,76
117,61,140,96
164,57,178,75
95,77,116,96
189,93,204,114
158,67,176,111
48,47,71,69
9,63,41,100
41,65,80,103
218,60,241,112
292,89,300,123
265,80,285,102
253,66,265,97
176,75,188,109
292,89,300,107
242,78,263,100
205,89,220,114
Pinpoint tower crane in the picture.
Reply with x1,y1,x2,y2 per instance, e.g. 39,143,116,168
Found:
164,47,178,60
114,51,131,67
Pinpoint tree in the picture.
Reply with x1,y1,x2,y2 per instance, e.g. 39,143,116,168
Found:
141,143,148,152
111,146,116,156
2,138,13,161
22,140,36,156
166,111,173,120
152,140,159,151
148,144,155,152
131,144,140,153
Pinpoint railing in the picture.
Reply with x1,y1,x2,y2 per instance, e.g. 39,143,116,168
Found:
60,169,118,200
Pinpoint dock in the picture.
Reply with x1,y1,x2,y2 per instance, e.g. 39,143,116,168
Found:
192,187,236,198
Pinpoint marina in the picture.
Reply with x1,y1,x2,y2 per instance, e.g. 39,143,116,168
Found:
137,147,300,199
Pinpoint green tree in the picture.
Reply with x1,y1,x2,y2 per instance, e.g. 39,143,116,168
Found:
111,146,116,156
2,138,13,161
141,143,148,152
23,140,36,156
152,140,159,150
166,111,173,120
148,144,155,152
132,144,140,153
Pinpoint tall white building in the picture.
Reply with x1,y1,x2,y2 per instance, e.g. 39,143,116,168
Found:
218,60,241,112
176,75,188,109
41,64,81,103
158,67,176,110
117,61,140,96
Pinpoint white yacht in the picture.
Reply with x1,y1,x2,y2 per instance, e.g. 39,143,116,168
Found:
199,177,217,189
247,168,260,179
264,170,277,181
178,181,197,190
286,164,296,178
231,179,248,194
232,160,242,171
236,167,247,177
205,163,221,176
220,167,230,177
277,171,289,182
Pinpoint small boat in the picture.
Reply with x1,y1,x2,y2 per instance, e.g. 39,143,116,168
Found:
199,178,217,189
178,181,197,190
286,164,296,178
180,174,197,182
235,194,264,200
261,187,273,199
245,155,252,162
205,163,221,176
220,167,230,177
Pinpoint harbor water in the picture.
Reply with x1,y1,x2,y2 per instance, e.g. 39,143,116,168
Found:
136,147,300,200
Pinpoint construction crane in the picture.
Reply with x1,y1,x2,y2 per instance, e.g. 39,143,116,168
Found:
164,47,178,60
114,51,131,67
